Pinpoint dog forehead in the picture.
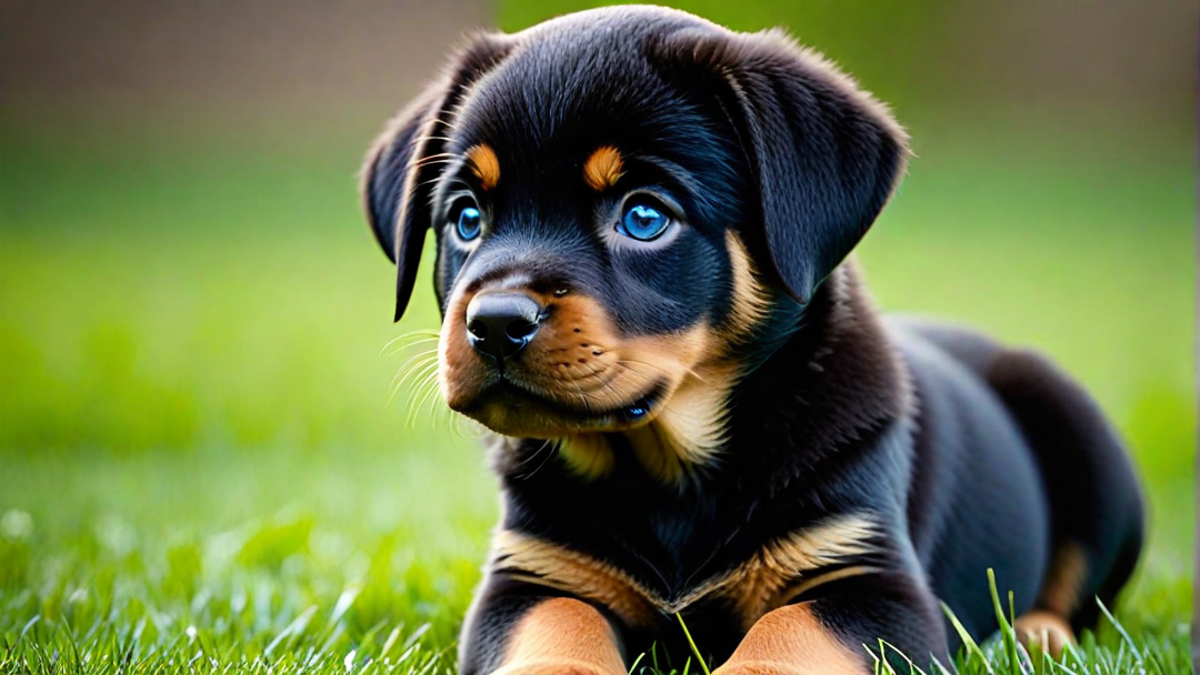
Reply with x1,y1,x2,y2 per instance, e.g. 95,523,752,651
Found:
452,11,710,163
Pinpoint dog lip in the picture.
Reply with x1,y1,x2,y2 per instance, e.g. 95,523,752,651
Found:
460,377,667,425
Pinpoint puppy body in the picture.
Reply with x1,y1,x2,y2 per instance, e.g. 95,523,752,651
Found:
361,6,1144,673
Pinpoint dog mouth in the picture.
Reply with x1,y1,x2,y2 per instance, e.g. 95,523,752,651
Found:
453,375,668,436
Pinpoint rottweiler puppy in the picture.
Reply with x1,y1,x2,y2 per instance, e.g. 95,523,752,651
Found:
360,6,1144,674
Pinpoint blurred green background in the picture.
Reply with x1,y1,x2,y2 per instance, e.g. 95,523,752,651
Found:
0,0,1193,669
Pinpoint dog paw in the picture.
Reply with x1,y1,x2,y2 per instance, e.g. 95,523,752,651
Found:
714,661,853,675
490,659,623,675
1014,610,1074,659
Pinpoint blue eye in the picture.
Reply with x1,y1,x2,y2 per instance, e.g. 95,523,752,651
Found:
455,204,482,241
617,201,671,241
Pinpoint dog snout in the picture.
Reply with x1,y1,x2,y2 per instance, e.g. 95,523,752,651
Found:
465,293,543,361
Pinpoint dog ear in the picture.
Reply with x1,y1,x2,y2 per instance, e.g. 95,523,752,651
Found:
652,28,909,305
361,33,512,321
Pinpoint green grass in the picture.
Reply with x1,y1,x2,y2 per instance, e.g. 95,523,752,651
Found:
0,115,1193,675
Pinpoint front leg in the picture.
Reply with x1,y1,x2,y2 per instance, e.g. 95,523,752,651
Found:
714,571,950,675
460,576,627,675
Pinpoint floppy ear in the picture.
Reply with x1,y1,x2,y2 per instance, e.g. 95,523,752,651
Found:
361,33,512,321
653,28,909,304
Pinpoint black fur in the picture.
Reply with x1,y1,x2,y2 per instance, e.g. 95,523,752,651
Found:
360,6,1144,674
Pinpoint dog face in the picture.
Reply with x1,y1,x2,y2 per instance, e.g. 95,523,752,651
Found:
362,6,908,477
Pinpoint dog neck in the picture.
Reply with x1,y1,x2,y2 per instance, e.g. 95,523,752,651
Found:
725,259,910,492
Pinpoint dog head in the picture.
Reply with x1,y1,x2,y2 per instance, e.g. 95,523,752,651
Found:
362,6,908,480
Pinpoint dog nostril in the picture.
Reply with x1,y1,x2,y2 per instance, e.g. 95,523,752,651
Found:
464,293,542,360
506,319,539,341
467,319,489,340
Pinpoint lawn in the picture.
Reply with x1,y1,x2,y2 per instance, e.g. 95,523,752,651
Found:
0,107,1193,674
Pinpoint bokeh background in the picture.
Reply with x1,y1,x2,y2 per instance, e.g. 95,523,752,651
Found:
0,0,1194,668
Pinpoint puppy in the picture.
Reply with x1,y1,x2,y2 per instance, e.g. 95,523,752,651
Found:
360,6,1144,673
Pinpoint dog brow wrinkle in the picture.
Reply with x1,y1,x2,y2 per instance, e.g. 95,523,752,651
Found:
491,513,882,630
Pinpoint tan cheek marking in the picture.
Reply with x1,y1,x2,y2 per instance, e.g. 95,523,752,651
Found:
494,597,626,675
722,231,772,342
466,143,500,190
524,294,624,383
625,362,732,483
583,146,624,191
441,287,732,483
617,326,731,483
542,312,730,484
712,603,867,675
439,286,486,411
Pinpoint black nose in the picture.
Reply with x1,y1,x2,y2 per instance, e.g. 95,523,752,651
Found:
465,293,542,361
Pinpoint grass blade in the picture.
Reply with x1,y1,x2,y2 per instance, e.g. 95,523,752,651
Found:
675,613,711,675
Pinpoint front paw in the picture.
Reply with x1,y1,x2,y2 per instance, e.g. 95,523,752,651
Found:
491,658,624,675
714,659,864,675
1014,610,1074,659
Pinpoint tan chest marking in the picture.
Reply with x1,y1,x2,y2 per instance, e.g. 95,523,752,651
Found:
491,513,882,630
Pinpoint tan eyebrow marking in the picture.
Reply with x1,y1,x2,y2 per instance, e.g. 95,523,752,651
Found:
465,144,500,190
583,146,624,191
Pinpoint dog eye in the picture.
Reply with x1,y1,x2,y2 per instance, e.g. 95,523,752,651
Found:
617,201,671,242
452,201,483,242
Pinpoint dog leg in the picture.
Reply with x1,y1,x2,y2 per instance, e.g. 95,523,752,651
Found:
490,597,627,675
459,577,627,675
711,603,867,675
1013,610,1074,659
713,570,950,675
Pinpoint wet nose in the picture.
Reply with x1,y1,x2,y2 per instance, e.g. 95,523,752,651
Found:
465,293,542,361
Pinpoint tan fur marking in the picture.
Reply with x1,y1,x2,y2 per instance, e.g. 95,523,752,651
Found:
466,144,501,190
712,603,866,675
722,232,772,341
494,597,626,675
558,435,617,480
1014,610,1074,659
616,327,731,482
583,146,624,191
492,530,661,628
439,284,491,411
720,515,882,629
1039,541,1088,616
492,514,881,631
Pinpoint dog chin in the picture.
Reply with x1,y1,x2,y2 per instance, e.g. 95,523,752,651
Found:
449,380,664,438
